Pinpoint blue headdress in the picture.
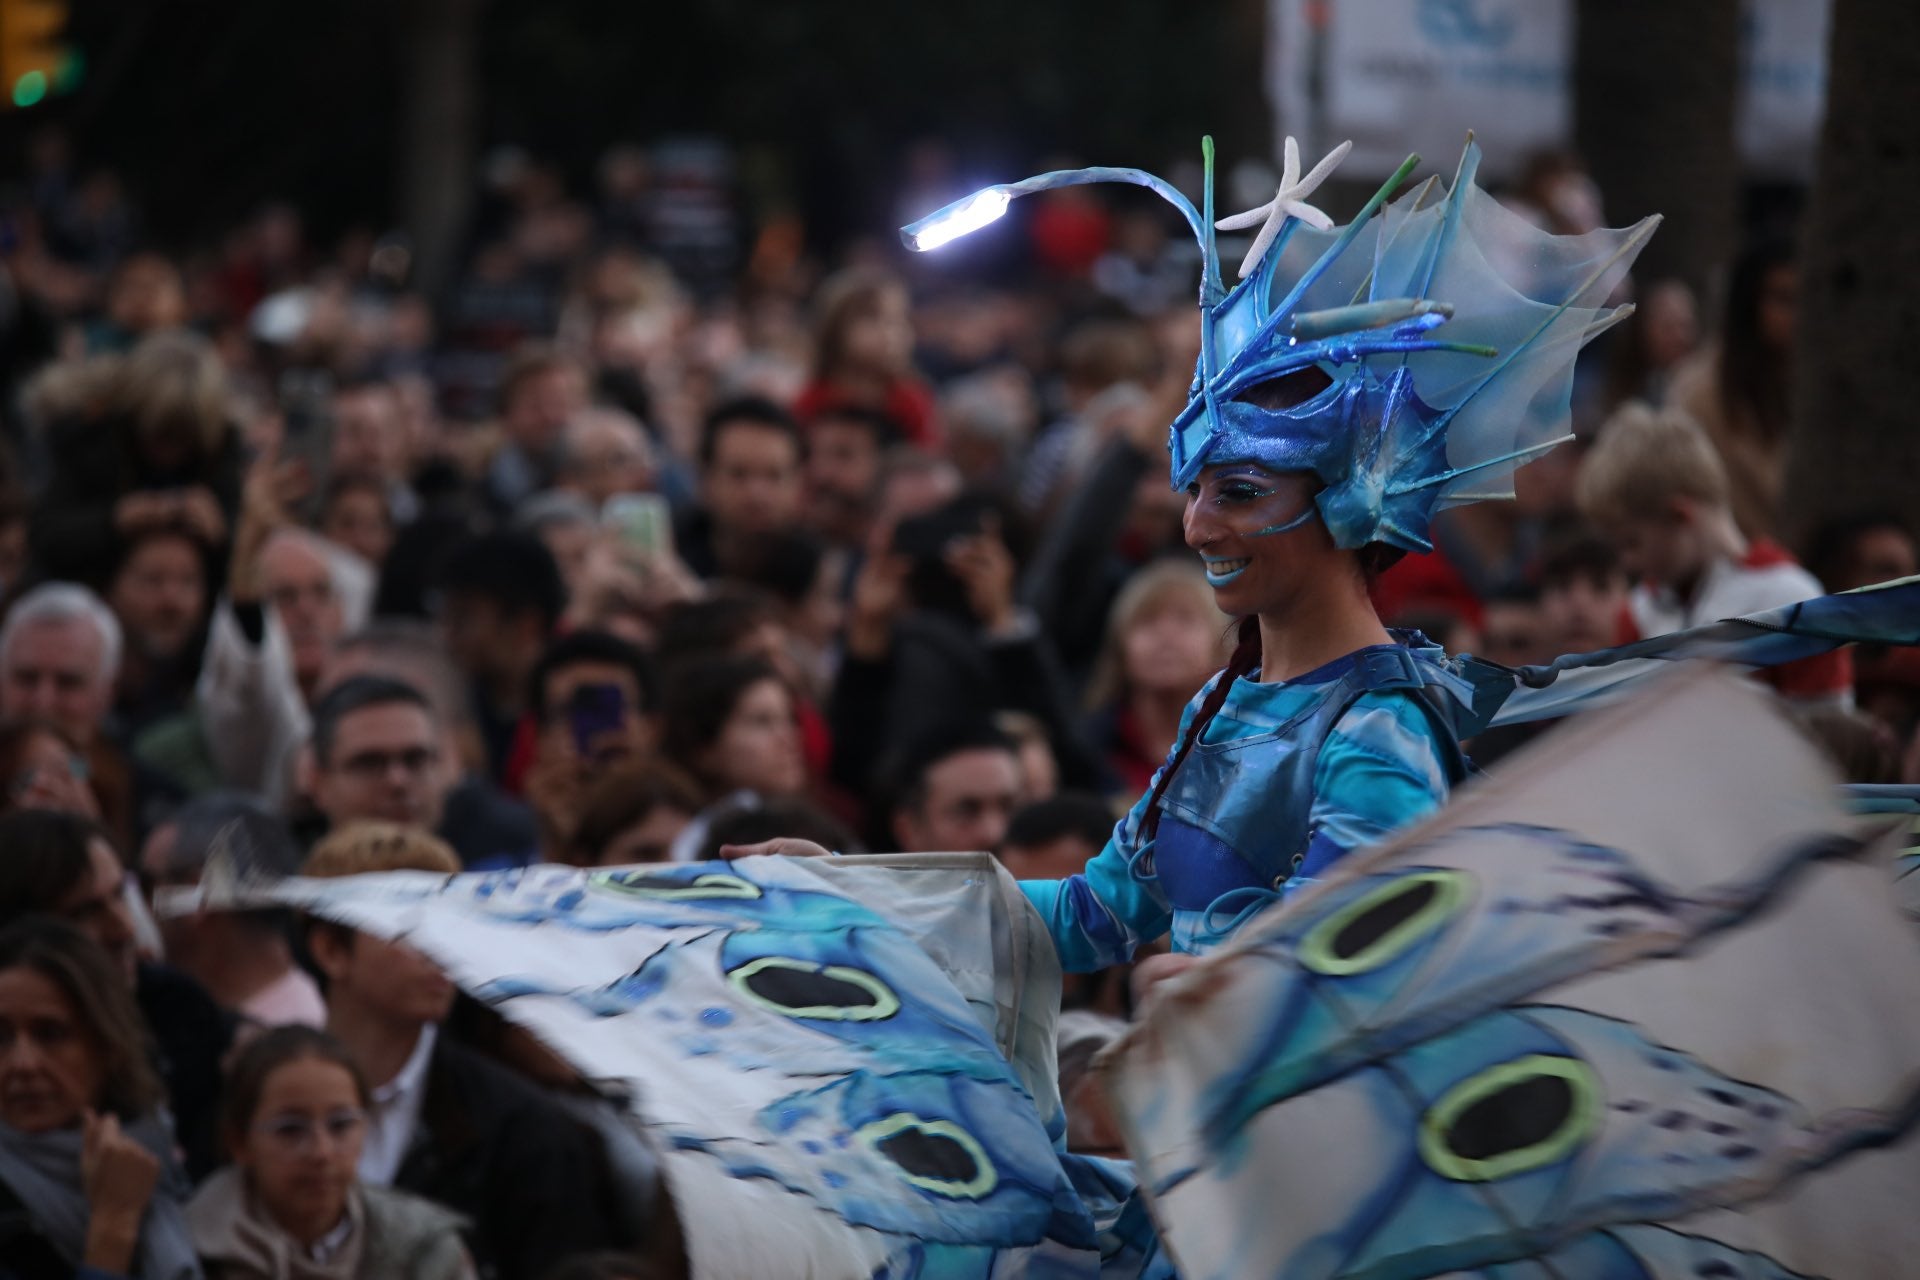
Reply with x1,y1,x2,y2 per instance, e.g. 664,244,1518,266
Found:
903,136,1659,553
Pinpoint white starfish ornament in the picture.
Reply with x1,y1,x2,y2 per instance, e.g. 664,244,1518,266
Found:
1215,136,1355,279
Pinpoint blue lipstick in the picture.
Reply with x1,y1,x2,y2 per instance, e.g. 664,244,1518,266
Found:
1202,555,1251,587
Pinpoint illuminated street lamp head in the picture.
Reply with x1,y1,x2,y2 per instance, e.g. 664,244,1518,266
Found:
901,187,1012,252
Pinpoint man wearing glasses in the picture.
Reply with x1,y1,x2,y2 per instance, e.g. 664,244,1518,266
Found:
300,675,455,837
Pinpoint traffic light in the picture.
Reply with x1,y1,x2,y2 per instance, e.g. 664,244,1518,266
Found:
0,0,71,109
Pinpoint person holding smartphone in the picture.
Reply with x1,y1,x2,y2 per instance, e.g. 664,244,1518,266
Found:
520,631,659,860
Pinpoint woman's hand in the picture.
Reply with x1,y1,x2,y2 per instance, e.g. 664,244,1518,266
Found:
113,486,230,547
112,490,175,535
524,724,590,853
175,484,228,547
945,518,1019,635
717,838,833,860
11,761,100,819
1129,952,1202,1004
846,551,910,661
81,1110,160,1273
229,437,311,603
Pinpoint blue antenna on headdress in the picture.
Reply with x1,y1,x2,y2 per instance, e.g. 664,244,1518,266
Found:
900,163,1213,277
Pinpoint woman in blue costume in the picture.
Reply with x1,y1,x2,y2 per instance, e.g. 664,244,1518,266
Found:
1014,130,1662,968
747,135,1658,974
734,134,1670,966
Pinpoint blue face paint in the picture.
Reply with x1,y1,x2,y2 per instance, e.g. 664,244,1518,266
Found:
1201,557,1251,587
1187,465,1319,591
1252,507,1317,538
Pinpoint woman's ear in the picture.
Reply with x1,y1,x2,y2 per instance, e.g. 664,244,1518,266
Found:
222,1122,252,1169
305,920,355,985
692,743,720,788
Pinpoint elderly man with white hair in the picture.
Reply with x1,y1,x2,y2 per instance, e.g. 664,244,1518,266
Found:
557,405,658,510
0,581,124,752
0,581,172,952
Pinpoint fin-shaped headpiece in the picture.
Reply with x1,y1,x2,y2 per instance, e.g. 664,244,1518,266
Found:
902,136,1659,552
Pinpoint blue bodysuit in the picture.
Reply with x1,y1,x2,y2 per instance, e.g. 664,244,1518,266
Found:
1022,633,1478,970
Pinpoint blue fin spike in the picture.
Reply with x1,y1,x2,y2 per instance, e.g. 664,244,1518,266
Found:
1409,134,1480,304
1346,174,1442,306
1418,213,1664,442
1385,433,1575,497
1267,152,1422,325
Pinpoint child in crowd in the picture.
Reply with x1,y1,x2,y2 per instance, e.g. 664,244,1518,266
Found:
189,1025,473,1279
1577,403,1850,703
1536,530,1631,656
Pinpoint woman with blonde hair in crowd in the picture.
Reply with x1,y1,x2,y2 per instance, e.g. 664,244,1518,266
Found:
1081,559,1232,798
188,1025,472,1280
29,330,243,587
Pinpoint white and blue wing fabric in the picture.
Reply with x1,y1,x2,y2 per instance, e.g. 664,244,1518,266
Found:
1102,668,1920,1279
1469,574,1920,728
171,852,1131,1279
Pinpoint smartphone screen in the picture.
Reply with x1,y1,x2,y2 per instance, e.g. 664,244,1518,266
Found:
891,494,990,560
568,682,628,756
604,493,674,558
276,366,335,512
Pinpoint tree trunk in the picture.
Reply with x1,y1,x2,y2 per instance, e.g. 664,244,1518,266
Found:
1573,0,1739,302
395,0,480,301
1782,0,1920,546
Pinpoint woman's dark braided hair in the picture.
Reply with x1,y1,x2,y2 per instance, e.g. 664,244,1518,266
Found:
1141,615,1262,840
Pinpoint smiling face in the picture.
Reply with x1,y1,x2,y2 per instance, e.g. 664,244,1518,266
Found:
1182,463,1330,615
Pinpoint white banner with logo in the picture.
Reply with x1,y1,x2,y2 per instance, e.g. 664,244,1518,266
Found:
1269,0,1829,181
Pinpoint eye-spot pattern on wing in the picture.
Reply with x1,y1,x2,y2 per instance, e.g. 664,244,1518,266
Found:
452,860,885,935
1312,1004,1898,1280
729,956,903,1022
856,1113,999,1199
1194,826,1856,1149
1300,868,1474,976
1417,1053,1601,1183
689,1068,1085,1247
593,868,765,901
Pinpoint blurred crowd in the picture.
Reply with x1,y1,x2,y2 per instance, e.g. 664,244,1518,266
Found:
0,129,1911,1279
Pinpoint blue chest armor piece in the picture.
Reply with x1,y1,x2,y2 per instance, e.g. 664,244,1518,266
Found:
1146,643,1473,951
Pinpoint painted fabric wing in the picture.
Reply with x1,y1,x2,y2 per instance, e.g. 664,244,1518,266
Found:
1464,575,1920,732
1103,668,1920,1280
180,852,1105,1279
